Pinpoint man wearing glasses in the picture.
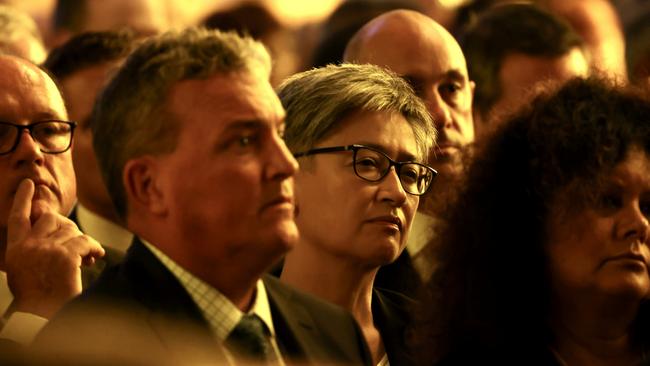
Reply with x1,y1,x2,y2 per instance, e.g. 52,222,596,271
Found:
0,55,104,345
278,63,436,366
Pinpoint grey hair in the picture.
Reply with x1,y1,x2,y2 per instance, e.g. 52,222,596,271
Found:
91,27,271,220
277,63,435,162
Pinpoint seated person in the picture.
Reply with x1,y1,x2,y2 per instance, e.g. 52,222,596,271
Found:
416,77,650,365
0,55,103,345
278,63,436,365
458,3,589,135
43,31,138,272
33,28,372,366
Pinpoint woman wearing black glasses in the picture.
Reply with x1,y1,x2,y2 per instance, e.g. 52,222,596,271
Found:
277,63,436,366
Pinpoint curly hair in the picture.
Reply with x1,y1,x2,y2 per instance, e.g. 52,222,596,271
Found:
416,76,650,363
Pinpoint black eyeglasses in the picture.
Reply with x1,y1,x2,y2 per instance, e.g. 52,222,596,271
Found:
0,120,77,155
294,144,437,196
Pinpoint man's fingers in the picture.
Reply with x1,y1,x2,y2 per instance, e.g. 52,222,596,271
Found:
7,179,34,247
61,235,105,266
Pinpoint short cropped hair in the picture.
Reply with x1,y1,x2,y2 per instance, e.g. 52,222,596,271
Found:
91,27,271,219
459,3,584,118
277,63,435,162
44,30,136,81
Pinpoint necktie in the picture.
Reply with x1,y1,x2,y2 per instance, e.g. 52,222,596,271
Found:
225,314,275,363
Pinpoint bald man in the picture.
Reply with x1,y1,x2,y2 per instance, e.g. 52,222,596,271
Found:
0,55,104,345
345,9,474,181
344,10,474,294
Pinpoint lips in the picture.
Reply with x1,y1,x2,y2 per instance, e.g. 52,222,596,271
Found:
261,195,295,211
367,215,403,231
605,252,649,267
11,176,56,196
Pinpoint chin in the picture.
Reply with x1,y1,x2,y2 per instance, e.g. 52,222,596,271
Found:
267,224,299,251
599,275,650,301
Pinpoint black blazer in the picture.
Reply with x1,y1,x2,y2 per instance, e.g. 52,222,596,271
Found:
35,239,372,366
375,250,422,299
373,287,417,366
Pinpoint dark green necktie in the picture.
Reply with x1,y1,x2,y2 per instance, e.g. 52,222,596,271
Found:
225,314,275,363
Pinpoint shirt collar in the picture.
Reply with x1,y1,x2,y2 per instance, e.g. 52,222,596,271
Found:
141,240,275,341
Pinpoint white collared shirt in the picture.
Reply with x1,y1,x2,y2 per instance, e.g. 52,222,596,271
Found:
0,272,48,344
142,240,285,365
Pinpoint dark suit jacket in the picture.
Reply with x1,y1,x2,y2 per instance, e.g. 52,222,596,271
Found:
375,250,422,299
35,239,372,365
373,287,417,366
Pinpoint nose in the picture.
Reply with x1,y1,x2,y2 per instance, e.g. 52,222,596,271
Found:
377,167,408,207
12,129,44,167
265,133,299,181
616,202,650,244
424,88,453,131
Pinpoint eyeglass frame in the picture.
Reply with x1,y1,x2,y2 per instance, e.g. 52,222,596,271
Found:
293,144,437,196
0,120,77,156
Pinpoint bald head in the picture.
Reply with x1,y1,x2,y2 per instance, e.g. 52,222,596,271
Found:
0,55,75,239
344,10,474,178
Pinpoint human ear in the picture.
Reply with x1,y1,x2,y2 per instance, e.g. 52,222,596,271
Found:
122,156,168,217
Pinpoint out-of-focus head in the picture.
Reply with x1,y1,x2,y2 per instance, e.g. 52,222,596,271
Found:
52,0,171,46
44,30,136,221
0,4,47,64
310,0,423,68
626,12,650,87
427,77,650,359
0,55,75,243
92,27,297,271
344,9,474,179
201,2,297,87
278,63,435,267
539,0,627,80
459,3,588,131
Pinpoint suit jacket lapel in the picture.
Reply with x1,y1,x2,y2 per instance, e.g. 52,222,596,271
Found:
263,275,326,362
125,239,229,362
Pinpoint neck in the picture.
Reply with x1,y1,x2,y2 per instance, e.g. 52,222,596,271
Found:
550,290,642,366
281,240,385,361
135,227,266,313
282,240,376,314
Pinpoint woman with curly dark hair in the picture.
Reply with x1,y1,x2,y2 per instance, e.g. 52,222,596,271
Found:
417,77,650,365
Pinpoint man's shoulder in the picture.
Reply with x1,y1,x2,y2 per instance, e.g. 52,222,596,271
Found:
263,275,373,366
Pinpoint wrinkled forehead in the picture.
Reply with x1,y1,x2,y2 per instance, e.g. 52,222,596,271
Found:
0,56,67,122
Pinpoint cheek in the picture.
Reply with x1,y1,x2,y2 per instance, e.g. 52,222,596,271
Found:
49,154,77,214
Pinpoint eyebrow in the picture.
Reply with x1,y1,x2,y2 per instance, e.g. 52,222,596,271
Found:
442,69,468,83
358,142,418,162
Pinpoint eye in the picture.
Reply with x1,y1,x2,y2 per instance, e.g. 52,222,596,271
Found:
356,156,380,168
400,165,419,184
596,192,623,212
